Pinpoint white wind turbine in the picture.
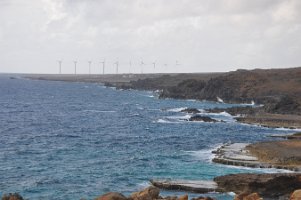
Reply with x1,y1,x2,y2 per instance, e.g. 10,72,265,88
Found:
100,59,105,74
129,61,132,74
140,60,145,74
73,61,77,75
114,61,119,74
57,60,62,74
88,61,92,75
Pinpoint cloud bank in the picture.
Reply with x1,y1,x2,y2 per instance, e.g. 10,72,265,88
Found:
0,0,301,73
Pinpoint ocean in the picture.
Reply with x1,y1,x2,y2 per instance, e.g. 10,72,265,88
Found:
0,75,295,200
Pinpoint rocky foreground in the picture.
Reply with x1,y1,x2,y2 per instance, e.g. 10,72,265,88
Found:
3,184,301,200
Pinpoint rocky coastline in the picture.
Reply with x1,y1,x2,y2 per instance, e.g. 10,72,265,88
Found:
3,184,301,200
21,67,301,199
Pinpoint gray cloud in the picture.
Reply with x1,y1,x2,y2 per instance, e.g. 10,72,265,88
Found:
0,0,300,73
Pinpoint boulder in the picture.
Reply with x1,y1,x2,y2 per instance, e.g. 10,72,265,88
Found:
95,192,127,200
191,197,215,200
188,115,218,122
2,193,24,200
214,173,301,198
180,108,200,114
234,192,262,200
130,186,160,200
290,189,301,200
178,194,188,200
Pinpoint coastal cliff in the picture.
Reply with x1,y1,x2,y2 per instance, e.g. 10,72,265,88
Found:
115,67,301,115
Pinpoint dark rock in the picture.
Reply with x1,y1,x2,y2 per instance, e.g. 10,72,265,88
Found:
2,193,24,200
188,115,218,122
95,192,127,200
180,108,201,114
214,173,301,198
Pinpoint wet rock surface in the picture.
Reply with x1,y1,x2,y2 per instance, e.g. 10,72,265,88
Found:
180,108,201,114
188,115,218,122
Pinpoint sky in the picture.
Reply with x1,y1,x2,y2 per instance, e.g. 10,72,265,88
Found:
0,0,301,74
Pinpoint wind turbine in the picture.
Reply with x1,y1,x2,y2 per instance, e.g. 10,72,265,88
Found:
57,60,62,74
100,59,105,74
152,62,156,69
73,61,77,75
88,61,92,75
129,61,132,74
140,60,145,74
114,61,119,74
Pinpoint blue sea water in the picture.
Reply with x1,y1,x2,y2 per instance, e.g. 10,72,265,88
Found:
0,75,296,200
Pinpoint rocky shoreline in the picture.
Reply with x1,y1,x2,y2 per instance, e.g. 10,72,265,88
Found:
212,142,301,172
20,68,301,199
3,184,301,200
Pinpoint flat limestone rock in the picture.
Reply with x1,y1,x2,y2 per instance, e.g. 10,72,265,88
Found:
150,179,218,193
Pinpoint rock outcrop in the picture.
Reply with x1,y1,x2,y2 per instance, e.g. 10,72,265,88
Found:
180,108,201,114
1,193,24,200
130,186,160,200
234,192,262,200
188,115,218,122
95,192,128,200
214,173,301,198
290,189,301,200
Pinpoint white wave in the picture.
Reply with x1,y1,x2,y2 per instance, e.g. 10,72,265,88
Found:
166,114,191,120
217,97,224,103
155,119,182,124
274,127,301,131
219,163,294,173
167,107,187,112
203,111,232,117
227,192,236,196
136,181,151,190
183,143,223,163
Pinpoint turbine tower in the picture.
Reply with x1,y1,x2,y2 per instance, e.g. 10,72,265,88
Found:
100,59,105,75
129,61,132,74
57,60,62,74
73,61,77,75
140,60,145,74
114,61,119,74
152,62,156,69
88,61,92,75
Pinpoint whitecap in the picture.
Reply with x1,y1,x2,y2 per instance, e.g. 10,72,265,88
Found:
166,107,187,112
155,119,181,124
183,143,224,163
274,127,301,131
217,97,224,103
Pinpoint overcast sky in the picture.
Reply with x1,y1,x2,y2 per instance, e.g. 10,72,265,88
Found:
0,0,301,74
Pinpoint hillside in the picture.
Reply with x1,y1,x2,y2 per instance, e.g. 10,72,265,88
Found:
120,67,301,115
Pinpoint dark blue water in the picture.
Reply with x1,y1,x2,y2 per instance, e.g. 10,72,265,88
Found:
0,76,295,200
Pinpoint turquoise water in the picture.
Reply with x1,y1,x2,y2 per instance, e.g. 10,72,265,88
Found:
0,76,295,200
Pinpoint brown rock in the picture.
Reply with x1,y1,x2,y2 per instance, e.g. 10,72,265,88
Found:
131,186,160,200
290,189,301,200
163,196,177,200
234,192,262,200
2,193,24,200
191,197,215,200
178,194,188,200
95,192,127,200
214,173,301,198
